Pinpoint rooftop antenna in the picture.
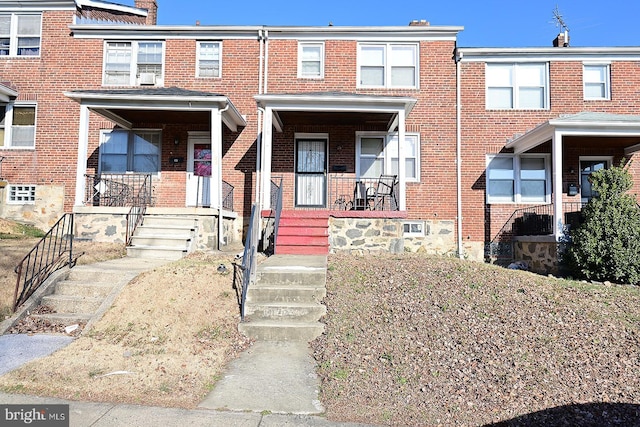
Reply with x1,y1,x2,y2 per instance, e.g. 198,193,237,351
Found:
551,5,570,46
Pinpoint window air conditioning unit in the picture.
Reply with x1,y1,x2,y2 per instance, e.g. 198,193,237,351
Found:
139,72,156,85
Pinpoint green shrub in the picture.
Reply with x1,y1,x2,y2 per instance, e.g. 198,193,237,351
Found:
566,160,640,284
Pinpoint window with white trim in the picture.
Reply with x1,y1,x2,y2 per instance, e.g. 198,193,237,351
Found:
357,133,420,182
8,185,36,204
486,63,549,110
103,41,164,86
0,104,36,148
583,63,610,100
486,154,550,203
0,13,41,57
197,41,221,78
403,221,425,236
99,129,161,173
358,43,418,88
298,42,324,79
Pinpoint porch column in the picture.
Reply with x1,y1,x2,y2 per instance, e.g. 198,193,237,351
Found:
210,107,222,207
260,107,273,211
397,108,407,210
74,105,90,206
552,130,564,241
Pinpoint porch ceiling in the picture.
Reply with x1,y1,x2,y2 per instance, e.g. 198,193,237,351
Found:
277,111,395,127
506,112,640,154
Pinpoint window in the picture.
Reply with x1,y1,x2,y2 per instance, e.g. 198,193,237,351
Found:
486,155,550,203
298,42,324,78
584,64,610,100
8,185,36,204
0,104,36,148
103,41,164,86
486,63,548,110
99,129,161,173
0,13,41,57
403,221,425,236
197,41,221,78
357,133,420,182
358,43,418,88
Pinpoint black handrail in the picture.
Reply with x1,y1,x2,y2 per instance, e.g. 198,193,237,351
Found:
236,204,259,320
272,177,284,254
13,214,77,311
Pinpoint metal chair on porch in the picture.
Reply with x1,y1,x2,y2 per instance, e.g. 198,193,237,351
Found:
372,174,397,211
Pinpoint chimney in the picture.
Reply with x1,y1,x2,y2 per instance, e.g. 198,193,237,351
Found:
553,31,570,47
409,19,430,26
135,0,158,25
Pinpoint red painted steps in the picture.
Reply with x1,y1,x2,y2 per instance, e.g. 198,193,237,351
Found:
275,210,329,255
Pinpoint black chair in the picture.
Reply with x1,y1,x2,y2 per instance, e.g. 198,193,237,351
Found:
372,174,397,211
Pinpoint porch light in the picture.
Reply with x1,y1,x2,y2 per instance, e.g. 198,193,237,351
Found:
174,136,180,146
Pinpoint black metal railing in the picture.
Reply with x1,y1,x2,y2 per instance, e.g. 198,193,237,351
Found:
222,180,234,211
126,204,146,246
487,202,587,263
234,204,259,320
0,155,5,179
85,173,153,207
328,175,399,211
13,214,77,311
272,177,284,254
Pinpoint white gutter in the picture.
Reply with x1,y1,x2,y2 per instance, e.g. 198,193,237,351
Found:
455,48,464,259
255,29,264,213
263,30,269,95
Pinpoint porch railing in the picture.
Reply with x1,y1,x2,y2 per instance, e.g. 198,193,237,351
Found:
488,202,586,263
222,180,234,211
13,213,77,311
189,176,235,211
85,174,153,207
328,175,398,211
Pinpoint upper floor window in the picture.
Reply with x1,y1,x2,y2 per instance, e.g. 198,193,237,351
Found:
298,42,324,79
0,103,36,148
358,43,418,89
486,63,549,110
583,63,610,100
0,13,41,57
99,129,161,174
197,41,221,78
357,133,420,182
486,154,550,204
103,41,164,86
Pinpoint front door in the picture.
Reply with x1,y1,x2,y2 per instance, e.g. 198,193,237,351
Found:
580,158,611,204
186,136,212,207
295,139,327,207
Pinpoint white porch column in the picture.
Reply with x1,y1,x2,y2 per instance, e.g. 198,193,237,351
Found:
260,107,273,211
552,130,564,241
74,105,90,206
210,107,222,207
397,108,407,210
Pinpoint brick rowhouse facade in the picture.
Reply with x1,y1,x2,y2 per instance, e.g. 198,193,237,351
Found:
2,1,640,267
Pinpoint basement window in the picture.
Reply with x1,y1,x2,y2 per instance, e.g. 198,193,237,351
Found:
403,221,425,236
8,184,35,204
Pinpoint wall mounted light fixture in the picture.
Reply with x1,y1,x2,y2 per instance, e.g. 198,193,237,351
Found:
174,136,180,146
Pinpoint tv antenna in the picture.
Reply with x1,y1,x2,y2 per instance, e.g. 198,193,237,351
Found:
552,6,570,33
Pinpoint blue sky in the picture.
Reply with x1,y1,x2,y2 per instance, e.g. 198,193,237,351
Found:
122,1,640,48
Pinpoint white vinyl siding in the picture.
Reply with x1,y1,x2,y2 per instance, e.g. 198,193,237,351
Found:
197,41,221,78
358,43,418,89
103,41,164,86
486,63,548,110
584,64,610,100
486,155,550,203
298,42,324,78
0,13,41,57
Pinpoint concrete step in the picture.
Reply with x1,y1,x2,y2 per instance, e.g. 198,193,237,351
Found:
134,225,195,237
255,268,327,287
238,320,324,342
244,302,327,322
275,245,329,255
40,294,102,314
32,312,92,325
141,216,198,228
55,281,113,298
246,286,326,304
65,269,125,283
129,235,192,247
126,246,187,260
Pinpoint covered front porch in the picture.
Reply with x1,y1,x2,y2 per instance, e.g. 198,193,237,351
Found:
65,87,247,250
489,112,640,274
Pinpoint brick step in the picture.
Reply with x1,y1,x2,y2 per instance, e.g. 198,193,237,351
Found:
276,226,328,237
275,245,329,255
276,235,328,247
238,320,324,342
277,218,328,228
277,210,330,219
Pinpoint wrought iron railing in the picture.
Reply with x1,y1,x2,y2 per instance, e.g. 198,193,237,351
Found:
272,177,284,254
222,180,234,211
0,155,5,179
126,204,146,246
85,174,153,207
234,204,259,320
487,202,586,263
328,175,399,211
13,214,77,311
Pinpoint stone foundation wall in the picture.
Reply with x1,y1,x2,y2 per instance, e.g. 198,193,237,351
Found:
329,217,458,255
0,185,65,231
514,238,559,275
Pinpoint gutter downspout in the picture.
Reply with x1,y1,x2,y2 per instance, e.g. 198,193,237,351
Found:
455,48,464,259
218,102,230,250
255,29,264,213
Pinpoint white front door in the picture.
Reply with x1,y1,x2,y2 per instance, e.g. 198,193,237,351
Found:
295,139,327,207
186,135,212,207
